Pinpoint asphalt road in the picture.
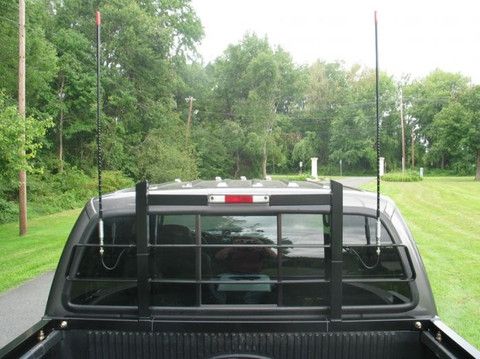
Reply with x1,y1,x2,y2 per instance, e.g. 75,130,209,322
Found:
0,176,374,349
0,271,54,348
336,176,374,188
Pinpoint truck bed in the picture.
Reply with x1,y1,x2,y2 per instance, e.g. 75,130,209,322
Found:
4,319,477,359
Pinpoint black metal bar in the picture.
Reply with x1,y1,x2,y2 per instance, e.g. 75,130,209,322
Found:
269,194,331,206
68,276,412,284
195,214,202,306
74,243,135,248
276,214,283,306
341,278,415,283
149,279,329,284
66,276,137,283
136,181,150,317
329,180,343,321
148,244,330,248
148,195,208,206
343,244,406,248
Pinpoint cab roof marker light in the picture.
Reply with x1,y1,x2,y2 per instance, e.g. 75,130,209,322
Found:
240,176,247,181
174,178,181,183
208,195,270,204
215,176,222,181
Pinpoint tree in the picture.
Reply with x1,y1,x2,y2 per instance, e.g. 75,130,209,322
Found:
405,70,470,168
329,67,398,172
46,0,203,177
210,34,301,177
0,92,53,192
303,61,350,165
292,131,317,165
135,128,198,183
431,87,480,180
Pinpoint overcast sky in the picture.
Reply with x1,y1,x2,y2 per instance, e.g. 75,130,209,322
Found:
191,0,480,83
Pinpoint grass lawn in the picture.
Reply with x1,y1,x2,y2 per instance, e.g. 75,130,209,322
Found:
0,209,81,292
363,177,480,348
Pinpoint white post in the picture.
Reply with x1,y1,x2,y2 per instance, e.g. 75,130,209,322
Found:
379,157,385,176
311,157,318,179
419,167,424,177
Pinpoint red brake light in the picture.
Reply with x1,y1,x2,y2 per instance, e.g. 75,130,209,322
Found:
225,195,253,203
209,195,269,204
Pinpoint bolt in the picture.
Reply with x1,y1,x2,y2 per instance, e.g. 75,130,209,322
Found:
60,320,68,329
435,332,442,342
38,330,45,341
414,321,422,330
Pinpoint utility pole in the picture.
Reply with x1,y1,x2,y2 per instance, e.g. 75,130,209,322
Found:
411,128,415,168
400,87,406,173
18,0,27,236
185,96,195,144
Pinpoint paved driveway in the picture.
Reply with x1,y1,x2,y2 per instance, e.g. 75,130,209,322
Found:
0,176,374,349
336,176,374,188
0,271,54,348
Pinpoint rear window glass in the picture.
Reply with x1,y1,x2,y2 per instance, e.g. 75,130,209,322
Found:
69,213,412,309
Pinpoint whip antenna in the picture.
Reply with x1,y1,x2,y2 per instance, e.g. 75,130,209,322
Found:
374,11,381,255
96,11,104,257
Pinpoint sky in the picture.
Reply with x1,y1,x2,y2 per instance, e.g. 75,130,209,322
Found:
191,0,480,83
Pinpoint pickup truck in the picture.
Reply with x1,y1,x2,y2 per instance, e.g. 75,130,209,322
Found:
1,179,479,358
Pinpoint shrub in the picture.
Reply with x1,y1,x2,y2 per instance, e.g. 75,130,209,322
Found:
270,174,311,181
101,171,135,193
0,198,17,223
0,168,134,224
382,171,423,182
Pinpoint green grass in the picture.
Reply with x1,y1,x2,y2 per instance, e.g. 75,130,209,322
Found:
363,177,480,348
0,209,81,292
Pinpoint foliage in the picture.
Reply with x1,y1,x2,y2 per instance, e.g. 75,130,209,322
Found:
135,128,198,183
0,168,133,224
210,34,303,177
292,131,317,164
1,0,480,229
382,171,422,182
0,92,53,192
404,70,470,168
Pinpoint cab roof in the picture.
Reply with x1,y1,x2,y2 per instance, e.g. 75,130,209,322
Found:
90,179,397,218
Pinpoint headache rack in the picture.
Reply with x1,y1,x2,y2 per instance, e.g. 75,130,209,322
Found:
66,180,416,319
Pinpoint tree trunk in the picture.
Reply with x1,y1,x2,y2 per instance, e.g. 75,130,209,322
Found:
234,151,240,178
262,141,267,179
58,76,65,173
411,130,415,168
475,149,480,181
59,109,64,173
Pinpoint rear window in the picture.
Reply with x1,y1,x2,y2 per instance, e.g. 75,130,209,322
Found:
68,214,412,308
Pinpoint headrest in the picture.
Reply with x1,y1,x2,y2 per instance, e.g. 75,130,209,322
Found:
158,224,193,244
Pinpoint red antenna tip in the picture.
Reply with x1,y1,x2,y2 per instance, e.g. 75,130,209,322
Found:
96,11,101,26
374,11,378,24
